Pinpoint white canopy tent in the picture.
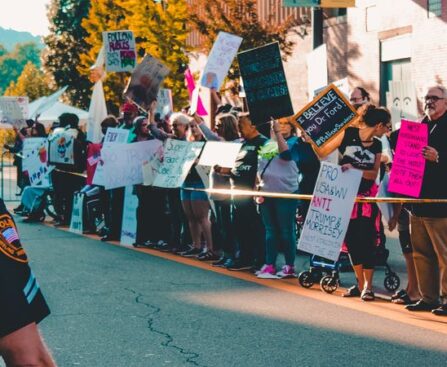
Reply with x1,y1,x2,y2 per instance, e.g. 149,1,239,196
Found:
28,98,89,128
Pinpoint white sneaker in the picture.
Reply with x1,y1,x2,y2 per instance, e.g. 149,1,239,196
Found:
256,264,279,279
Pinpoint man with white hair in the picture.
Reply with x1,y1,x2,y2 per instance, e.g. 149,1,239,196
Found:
406,85,447,316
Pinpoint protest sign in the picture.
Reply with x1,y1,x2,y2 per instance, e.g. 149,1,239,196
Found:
200,32,243,90
0,96,29,127
238,42,294,134
314,77,350,99
142,143,164,186
386,81,418,130
198,141,242,168
22,138,53,187
120,186,139,246
69,193,84,235
92,128,130,186
48,129,77,165
388,120,427,198
101,140,163,189
153,139,205,188
298,162,362,261
290,84,357,158
124,54,170,110
156,88,173,120
103,30,137,72
22,138,47,172
185,68,207,116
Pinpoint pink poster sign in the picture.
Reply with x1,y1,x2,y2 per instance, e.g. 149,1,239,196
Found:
388,120,428,198
184,69,207,116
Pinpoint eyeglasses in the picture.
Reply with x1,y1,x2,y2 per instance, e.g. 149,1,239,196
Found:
424,95,444,103
350,97,364,103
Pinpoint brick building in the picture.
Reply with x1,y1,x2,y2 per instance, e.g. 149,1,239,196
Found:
188,0,447,119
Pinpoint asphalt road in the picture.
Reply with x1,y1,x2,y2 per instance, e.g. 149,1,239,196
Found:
4,220,447,367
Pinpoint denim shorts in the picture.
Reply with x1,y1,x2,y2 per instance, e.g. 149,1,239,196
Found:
181,181,208,201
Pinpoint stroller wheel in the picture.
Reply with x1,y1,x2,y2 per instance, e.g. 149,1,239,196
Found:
384,273,400,291
320,276,338,294
298,271,314,288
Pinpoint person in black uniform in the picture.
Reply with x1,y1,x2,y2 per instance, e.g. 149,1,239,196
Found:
0,199,56,366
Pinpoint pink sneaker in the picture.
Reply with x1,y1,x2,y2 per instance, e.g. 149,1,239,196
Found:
257,264,279,279
276,265,297,279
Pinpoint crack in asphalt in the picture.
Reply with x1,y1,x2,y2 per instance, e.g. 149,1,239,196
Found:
125,288,207,367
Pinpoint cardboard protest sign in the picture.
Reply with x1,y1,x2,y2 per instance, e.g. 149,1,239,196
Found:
388,120,427,198
101,140,163,189
156,88,173,120
198,141,242,168
48,129,77,165
0,96,29,127
120,186,139,246
92,128,130,186
298,162,362,261
185,68,207,116
200,32,243,90
124,54,170,110
238,42,294,134
153,139,205,188
290,84,357,158
103,30,137,72
69,192,84,235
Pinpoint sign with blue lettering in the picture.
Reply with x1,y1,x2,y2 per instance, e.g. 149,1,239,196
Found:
291,84,357,158
238,42,294,135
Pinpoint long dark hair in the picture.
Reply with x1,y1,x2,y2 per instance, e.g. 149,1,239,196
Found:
360,104,391,127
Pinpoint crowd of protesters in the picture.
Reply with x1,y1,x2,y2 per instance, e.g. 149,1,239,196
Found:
7,84,447,318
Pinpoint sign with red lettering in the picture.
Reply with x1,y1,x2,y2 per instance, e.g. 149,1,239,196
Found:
298,162,361,261
103,30,137,72
388,120,428,198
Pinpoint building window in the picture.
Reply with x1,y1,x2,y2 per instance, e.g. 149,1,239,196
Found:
428,0,442,18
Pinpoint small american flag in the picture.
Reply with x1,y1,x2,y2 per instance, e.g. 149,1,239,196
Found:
3,227,19,243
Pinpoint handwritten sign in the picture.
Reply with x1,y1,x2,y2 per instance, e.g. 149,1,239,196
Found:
298,162,362,261
120,186,138,246
238,42,294,134
69,192,84,235
103,30,136,72
48,128,77,165
0,96,29,127
124,54,170,110
198,141,242,168
291,84,357,158
153,139,204,188
22,138,47,172
92,128,130,186
156,88,173,120
388,120,427,198
22,138,53,187
200,32,243,90
142,143,164,186
101,140,163,189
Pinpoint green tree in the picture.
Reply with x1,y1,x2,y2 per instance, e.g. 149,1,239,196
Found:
0,42,41,94
43,0,92,109
4,62,52,101
189,0,298,81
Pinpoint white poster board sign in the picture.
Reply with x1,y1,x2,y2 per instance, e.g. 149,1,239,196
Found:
23,139,54,187
120,186,139,246
48,129,77,165
198,141,242,168
387,80,418,130
314,77,350,99
103,30,137,72
307,44,328,101
22,138,47,172
199,32,243,90
69,192,84,234
153,139,205,188
0,96,29,127
101,140,163,189
298,162,362,261
155,88,173,120
142,143,164,186
92,128,130,186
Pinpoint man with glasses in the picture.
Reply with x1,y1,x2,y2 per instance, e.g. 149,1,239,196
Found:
406,85,447,316
350,87,371,110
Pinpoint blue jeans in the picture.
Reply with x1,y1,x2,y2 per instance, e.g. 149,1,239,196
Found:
260,197,298,266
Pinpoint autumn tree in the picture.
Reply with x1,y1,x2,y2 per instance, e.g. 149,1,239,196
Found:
43,0,92,109
4,62,53,101
79,0,130,114
189,0,299,80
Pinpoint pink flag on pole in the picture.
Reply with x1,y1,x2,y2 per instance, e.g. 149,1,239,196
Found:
184,69,207,116
388,120,428,198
